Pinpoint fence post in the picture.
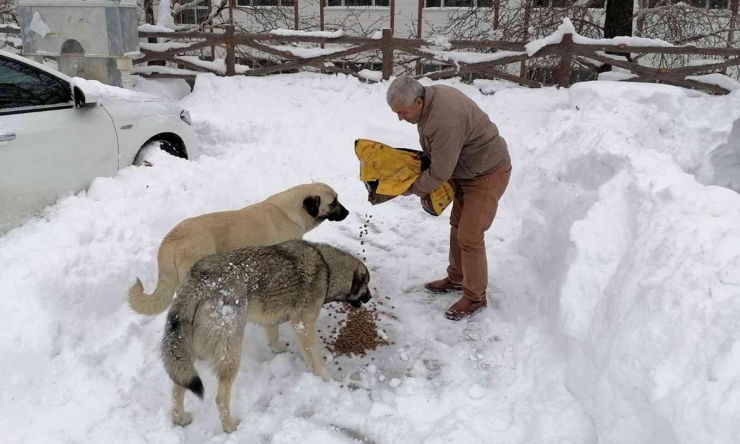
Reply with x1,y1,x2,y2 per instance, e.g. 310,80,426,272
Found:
557,33,573,89
381,28,393,81
225,24,236,76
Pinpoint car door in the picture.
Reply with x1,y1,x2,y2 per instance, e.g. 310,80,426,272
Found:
0,55,119,232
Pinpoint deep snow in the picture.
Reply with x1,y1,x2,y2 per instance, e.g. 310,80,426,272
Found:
1,73,739,444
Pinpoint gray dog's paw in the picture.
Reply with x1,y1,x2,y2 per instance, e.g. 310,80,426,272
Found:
222,417,241,433
172,411,193,427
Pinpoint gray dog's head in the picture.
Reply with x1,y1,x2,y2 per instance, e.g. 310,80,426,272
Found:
302,183,349,222
347,263,372,308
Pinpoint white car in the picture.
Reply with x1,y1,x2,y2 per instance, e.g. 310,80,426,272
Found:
0,49,198,234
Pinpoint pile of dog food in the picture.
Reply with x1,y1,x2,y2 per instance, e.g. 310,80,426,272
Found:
323,300,392,357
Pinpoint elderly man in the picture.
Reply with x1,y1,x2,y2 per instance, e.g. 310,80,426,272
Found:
387,76,512,321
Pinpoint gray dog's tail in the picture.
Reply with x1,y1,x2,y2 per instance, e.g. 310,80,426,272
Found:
161,288,204,399
128,242,179,316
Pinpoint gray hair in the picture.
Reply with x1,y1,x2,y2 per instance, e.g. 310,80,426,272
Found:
386,75,425,107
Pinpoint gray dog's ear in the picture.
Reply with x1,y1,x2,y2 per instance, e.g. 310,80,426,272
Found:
351,270,364,297
303,196,321,217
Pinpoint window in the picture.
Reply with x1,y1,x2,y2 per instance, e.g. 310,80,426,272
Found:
237,0,295,6
424,0,486,7
327,0,389,6
179,6,210,25
534,0,580,7
0,57,71,110
691,0,729,8
648,0,727,7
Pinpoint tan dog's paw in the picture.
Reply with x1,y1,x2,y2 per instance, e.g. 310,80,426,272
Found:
172,411,193,427
222,417,240,433
270,343,287,354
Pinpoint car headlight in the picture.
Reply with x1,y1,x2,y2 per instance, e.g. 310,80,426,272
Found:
180,109,192,126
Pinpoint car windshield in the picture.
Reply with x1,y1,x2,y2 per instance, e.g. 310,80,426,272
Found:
0,57,71,109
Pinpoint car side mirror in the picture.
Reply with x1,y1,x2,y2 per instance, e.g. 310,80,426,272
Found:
73,86,100,109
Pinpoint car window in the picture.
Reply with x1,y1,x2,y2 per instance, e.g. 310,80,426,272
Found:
0,57,71,110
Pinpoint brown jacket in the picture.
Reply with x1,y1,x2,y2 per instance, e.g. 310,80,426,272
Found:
410,85,510,196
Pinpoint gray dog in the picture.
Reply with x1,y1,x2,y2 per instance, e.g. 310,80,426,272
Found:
160,239,372,433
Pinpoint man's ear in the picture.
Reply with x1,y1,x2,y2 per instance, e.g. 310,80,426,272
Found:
303,195,321,218
415,97,424,108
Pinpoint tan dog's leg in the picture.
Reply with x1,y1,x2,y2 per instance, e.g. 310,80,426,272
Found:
171,384,193,427
291,318,332,381
265,324,286,353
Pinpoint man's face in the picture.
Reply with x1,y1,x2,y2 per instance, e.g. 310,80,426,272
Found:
390,97,424,124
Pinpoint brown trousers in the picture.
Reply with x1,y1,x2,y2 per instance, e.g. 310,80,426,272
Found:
447,159,512,302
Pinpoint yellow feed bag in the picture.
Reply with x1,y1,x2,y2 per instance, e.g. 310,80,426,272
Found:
354,138,455,216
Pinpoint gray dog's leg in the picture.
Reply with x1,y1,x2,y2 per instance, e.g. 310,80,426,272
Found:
171,384,193,427
291,318,332,381
265,324,286,353
215,359,241,433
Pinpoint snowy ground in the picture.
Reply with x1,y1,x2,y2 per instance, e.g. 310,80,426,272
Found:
2,74,740,444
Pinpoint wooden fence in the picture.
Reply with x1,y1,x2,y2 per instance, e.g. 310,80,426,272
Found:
136,26,740,95
3,24,740,94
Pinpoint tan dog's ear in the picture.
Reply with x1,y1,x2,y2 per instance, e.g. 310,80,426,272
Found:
303,196,321,217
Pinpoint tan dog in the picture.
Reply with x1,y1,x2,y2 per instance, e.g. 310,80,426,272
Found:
128,183,349,316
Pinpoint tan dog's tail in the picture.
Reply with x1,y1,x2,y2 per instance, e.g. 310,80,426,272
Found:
161,288,204,399
128,243,179,315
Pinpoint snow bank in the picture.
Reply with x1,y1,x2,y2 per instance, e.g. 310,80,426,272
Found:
510,80,740,443
4,73,740,443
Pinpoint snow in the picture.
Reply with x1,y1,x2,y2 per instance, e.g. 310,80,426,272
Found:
426,35,452,49
424,49,526,64
176,56,251,74
270,44,348,59
358,69,382,81
156,0,176,31
526,18,673,56
126,76,193,101
138,24,174,33
371,30,383,40
131,65,202,77
71,77,167,103
689,58,723,66
270,28,344,38
3,73,740,443
598,71,639,81
687,73,740,91
140,41,198,52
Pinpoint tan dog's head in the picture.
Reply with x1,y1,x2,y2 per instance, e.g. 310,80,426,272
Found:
302,183,349,222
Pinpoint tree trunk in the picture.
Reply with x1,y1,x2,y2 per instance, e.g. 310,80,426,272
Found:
600,0,634,71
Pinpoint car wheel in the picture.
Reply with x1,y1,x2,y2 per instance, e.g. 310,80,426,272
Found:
133,136,187,167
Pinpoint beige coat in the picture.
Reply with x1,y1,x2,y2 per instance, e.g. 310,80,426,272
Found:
410,85,510,196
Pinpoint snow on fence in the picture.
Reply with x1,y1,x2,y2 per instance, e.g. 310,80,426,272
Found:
4,20,740,94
